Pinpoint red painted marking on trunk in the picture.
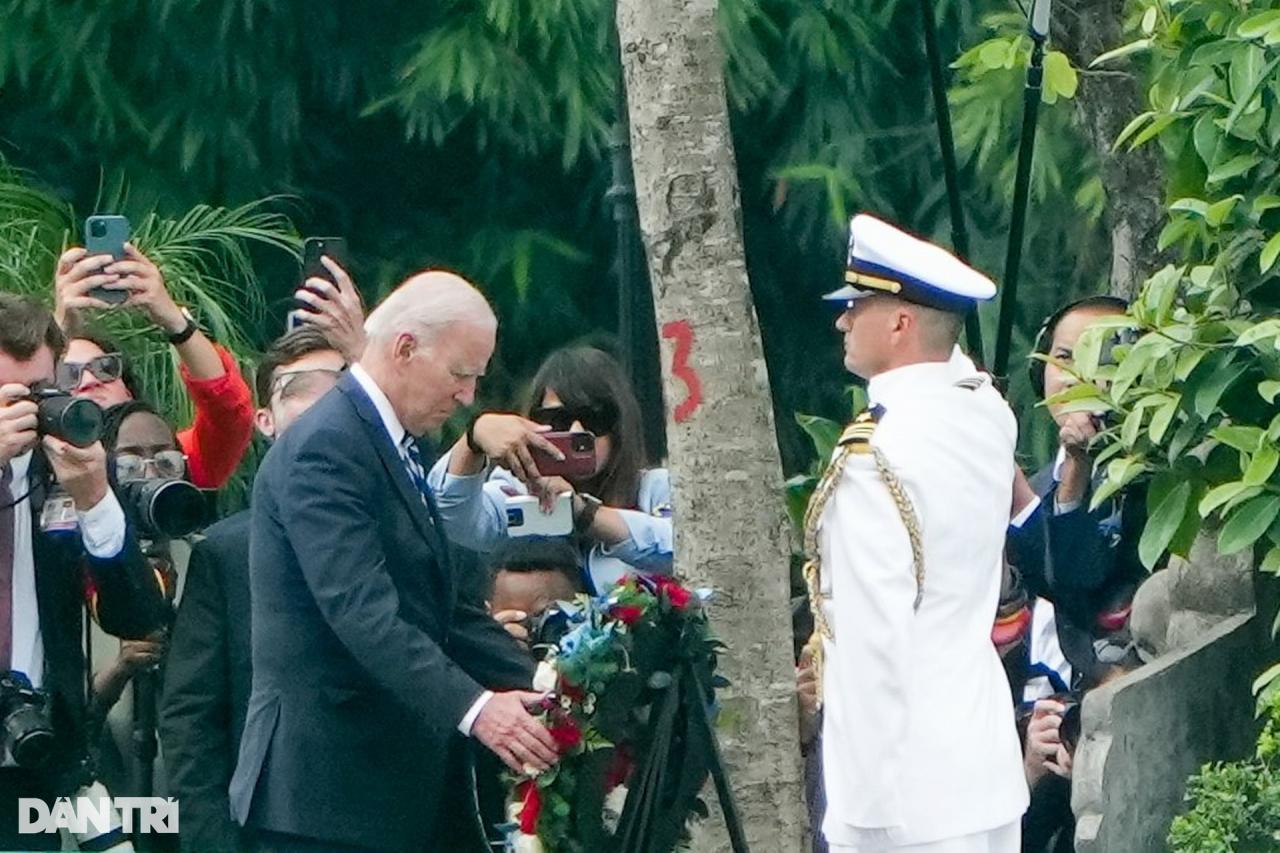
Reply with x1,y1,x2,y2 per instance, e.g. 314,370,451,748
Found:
661,320,703,423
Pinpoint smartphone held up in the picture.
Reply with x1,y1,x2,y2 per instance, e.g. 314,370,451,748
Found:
287,236,350,331
83,215,130,305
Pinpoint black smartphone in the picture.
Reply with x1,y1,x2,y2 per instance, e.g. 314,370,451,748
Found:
289,237,350,330
83,215,130,305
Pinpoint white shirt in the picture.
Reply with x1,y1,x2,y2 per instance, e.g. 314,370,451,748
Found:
5,450,127,689
1022,598,1073,703
347,364,493,735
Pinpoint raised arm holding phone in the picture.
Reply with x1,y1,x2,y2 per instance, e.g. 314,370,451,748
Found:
51,217,254,489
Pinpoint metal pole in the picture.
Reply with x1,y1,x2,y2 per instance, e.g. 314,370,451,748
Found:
993,0,1052,383
918,0,985,361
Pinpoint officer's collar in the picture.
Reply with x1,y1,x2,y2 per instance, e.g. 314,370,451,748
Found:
867,346,977,404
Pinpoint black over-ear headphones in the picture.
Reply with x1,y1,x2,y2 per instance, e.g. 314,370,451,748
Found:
1029,295,1128,399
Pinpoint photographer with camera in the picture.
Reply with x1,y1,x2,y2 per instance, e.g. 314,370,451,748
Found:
53,240,254,489
430,346,672,594
1008,296,1148,687
160,326,345,853
488,537,585,656
0,294,168,849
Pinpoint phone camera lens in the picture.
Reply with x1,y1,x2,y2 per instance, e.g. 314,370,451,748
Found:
573,435,592,452
90,221,106,238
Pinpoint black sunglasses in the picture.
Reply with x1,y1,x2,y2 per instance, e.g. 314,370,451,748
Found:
57,353,124,390
529,404,617,435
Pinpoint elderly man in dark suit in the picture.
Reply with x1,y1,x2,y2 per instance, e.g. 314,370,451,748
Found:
0,294,168,850
160,326,346,852
230,271,561,853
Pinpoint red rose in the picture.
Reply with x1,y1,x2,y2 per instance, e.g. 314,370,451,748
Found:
612,604,645,625
605,745,633,790
655,577,692,610
549,719,583,752
519,781,541,834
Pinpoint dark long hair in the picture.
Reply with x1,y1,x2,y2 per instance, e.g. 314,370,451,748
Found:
525,346,648,508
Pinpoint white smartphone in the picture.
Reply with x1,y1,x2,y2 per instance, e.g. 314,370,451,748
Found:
505,493,573,537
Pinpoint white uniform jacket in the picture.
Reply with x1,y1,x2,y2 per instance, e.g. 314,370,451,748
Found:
819,349,1029,847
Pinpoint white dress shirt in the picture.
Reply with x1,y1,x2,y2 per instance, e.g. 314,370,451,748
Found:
1021,598,1073,703
5,450,127,689
347,364,493,735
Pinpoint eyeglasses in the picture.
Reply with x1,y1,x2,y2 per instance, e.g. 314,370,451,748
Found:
529,404,617,435
271,368,344,402
57,353,124,390
115,450,188,482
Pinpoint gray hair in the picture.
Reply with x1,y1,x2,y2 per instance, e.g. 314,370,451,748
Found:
364,271,496,345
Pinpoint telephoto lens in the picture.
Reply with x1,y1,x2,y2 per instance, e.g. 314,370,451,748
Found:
30,387,104,447
119,478,208,540
0,672,55,770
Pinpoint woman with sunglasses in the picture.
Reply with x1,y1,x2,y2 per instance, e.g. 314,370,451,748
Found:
54,243,254,490
430,346,672,594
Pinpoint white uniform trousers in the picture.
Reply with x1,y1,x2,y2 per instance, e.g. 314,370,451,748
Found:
828,819,1020,853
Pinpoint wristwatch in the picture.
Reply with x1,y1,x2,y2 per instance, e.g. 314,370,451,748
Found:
166,307,200,345
575,493,603,534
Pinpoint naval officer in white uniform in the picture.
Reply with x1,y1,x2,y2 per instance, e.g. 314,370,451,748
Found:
804,215,1029,852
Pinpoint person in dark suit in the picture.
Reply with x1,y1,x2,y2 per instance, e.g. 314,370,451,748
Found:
159,326,346,852
1008,297,1146,684
0,294,168,850
230,271,562,853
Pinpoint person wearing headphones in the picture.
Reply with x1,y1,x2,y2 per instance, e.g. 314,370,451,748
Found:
1007,296,1147,690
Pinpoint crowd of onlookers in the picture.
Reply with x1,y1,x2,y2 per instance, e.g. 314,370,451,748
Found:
1,237,1158,852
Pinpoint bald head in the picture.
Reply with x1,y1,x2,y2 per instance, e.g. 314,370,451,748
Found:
360,270,498,434
364,270,497,346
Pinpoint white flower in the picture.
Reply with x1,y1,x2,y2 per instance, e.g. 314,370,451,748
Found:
514,833,545,853
533,660,558,693
560,695,573,711
583,693,597,714
602,784,629,834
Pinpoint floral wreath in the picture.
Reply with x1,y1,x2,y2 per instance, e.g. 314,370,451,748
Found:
502,574,727,853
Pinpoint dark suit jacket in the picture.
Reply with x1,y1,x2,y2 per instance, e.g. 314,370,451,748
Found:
1007,464,1147,683
229,373,534,850
21,452,169,796
159,509,251,852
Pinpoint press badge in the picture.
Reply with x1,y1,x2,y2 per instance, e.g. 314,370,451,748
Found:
40,492,79,534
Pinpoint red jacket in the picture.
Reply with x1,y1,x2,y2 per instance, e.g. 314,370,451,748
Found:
177,346,253,489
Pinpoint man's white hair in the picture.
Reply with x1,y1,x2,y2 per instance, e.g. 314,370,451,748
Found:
364,270,496,345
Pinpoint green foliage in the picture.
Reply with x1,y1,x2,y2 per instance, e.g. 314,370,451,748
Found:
1067,0,1280,575
1168,693,1280,851
0,158,297,454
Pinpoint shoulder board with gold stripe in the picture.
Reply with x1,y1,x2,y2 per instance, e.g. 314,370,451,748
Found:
954,376,986,391
837,405,883,450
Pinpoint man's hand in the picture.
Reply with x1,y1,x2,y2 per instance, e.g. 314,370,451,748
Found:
117,636,167,674
54,248,126,324
293,256,367,362
1023,699,1067,786
470,415,564,485
42,437,110,510
472,690,560,774
796,650,820,746
0,385,39,467
1059,412,1099,460
493,609,530,647
107,244,186,334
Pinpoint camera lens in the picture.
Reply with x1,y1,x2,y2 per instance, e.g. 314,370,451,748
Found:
572,434,593,453
90,220,106,238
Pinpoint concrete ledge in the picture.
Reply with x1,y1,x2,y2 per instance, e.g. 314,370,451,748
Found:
1073,612,1262,852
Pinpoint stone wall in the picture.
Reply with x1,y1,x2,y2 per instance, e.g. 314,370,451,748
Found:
1072,529,1266,851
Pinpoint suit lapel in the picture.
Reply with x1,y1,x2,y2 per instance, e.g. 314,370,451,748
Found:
337,374,445,559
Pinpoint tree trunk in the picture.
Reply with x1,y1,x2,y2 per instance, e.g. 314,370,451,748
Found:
614,1,806,851
1057,0,1167,299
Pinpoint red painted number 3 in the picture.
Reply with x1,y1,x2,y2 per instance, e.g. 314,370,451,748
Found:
661,320,703,423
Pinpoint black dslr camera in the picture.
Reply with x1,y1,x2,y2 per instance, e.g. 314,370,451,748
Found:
0,671,55,769
117,478,208,541
524,605,574,659
28,385,103,448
